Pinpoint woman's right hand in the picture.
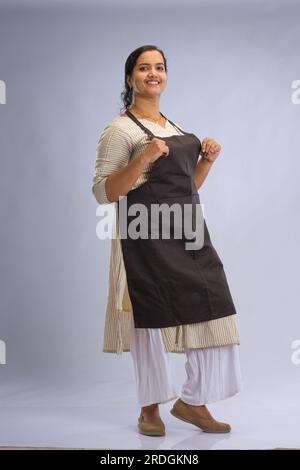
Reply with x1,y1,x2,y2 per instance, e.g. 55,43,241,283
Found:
141,138,169,164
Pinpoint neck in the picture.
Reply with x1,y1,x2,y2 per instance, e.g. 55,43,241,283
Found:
130,96,160,118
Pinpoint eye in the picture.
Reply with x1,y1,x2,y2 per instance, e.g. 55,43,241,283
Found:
139,65,165,71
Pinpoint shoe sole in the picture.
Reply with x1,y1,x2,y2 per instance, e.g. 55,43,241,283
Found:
138,428,165,437
170,409,231,433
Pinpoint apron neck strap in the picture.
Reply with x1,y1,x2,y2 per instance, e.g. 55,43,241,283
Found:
125,109,188,136
125,109,154,137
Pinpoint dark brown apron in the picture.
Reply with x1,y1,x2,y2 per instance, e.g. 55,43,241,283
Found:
117,109,237,328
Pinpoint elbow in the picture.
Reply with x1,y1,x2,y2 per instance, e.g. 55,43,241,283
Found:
103,177,116,203
92,178,113,205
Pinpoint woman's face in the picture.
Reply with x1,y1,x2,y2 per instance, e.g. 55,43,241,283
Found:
127,50,167,98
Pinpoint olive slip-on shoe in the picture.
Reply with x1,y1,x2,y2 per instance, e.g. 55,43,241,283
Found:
170,398,231,433
137,414,166,436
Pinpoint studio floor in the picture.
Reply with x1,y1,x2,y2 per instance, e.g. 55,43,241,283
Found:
0,377,299,450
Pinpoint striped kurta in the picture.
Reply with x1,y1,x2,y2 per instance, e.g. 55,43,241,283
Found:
92,114,240,355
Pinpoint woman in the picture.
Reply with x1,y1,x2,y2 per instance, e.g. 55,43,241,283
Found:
92,45,242,437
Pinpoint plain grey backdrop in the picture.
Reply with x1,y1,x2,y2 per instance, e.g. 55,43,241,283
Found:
1,0,300,448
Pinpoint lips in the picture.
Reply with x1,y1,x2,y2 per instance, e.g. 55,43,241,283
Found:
146,80,160,85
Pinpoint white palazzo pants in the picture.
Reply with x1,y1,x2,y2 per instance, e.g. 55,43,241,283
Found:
130,314,243,407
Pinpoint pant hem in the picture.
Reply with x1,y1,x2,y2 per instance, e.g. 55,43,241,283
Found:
180,387,242,406
140,394,179,407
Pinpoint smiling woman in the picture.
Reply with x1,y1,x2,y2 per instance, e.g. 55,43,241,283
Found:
92,44,242,437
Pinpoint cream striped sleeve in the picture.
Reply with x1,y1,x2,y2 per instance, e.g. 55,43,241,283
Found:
92,125,133,205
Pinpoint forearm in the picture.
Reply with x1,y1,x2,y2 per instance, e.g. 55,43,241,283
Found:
105,152,150,203
194,157,214,190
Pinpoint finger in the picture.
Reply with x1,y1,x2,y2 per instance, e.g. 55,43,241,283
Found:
210,144,221,154
162,146,169,156
208,144,217,154
210,141,219,152
205,141,214,155
201,138,209,154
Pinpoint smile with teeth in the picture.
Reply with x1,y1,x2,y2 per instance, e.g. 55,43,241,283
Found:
146,80,160,85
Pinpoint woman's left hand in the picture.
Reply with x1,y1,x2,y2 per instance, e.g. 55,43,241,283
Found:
200,138,221,162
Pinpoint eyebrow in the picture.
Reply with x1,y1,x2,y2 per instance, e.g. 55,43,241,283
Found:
137,62,165,66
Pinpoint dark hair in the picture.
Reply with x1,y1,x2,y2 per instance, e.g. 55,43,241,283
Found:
119,45,168,114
